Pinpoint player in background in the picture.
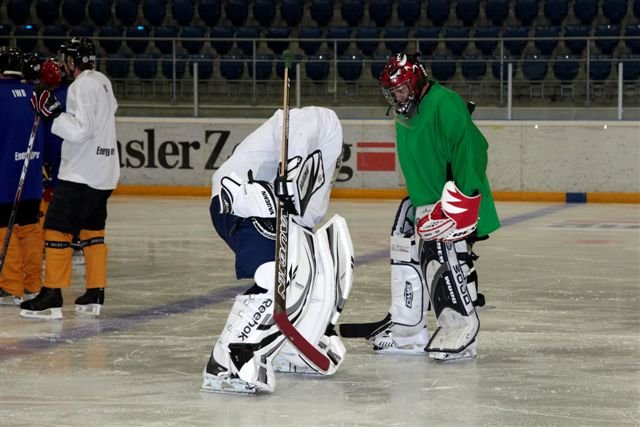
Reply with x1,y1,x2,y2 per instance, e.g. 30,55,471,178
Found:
0,47,46,305
341,53,500,361
201,106,354,394
22,37,119,320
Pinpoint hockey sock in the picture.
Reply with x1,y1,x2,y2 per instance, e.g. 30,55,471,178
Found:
0,226,24,297
15,223,43,294
80,229,108,288
44,229,73,287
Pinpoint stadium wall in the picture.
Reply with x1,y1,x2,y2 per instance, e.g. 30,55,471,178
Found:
113,117,640,203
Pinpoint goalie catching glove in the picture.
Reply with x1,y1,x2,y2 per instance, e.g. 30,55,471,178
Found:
416,181,481,242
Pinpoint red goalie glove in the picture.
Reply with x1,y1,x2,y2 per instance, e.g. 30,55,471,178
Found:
416,181,482,242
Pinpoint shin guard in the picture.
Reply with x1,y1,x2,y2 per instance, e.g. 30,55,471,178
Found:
80,229,107,288
421,239,479,361
44,229,73,288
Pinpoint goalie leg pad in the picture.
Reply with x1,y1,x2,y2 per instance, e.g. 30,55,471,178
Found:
421,239,479,361
274,215,354,375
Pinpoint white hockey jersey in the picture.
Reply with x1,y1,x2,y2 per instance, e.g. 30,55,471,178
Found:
212,106,343,229
51,69,120,190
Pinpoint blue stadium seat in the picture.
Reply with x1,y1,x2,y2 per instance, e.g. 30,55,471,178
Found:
396,0,421,27
219,54,245,81
69,24,95,38
514,0,538,26
326,26,351,55
172,0,195,26
370,52,391,79
198,0,221,26
42,25,66,54
253,0,276,27
369,0,392,27
305,54,331,82
384,26,409,55
544,0,569,25
355,26,379,56
133,53,158,80
181,25,206,55
444,26,470,56
588,55,612,81
298,26,323,56
36,0,60,25
246,53,273,80
0,25,12,47
7,0,31,25
485,0,508,26
619,54,640,80
474,26,500,56
15,24,38,52
98,25,124,54
602,0,627,24
88,0,111,26
461,55,487,81
427,0,450,26
491,55,518,80
635,0,640,18
310,0,334,27
595,24,620,55
430,55,456,81
105,55,130,79
625,24,640,54
235,26,260,55
341,0,364,27
552,54,579,81
276,52,301,79
415,27,440,56
161,54,187,80
456,0,480,26
266,27,290,55
563,25,590,55
225,0,249,27
153,25,177,55
280,0,303,27
115,0,138,26
337,54,363,81
126,26,150,54
522,54,548,81
534,26,560,55
573,0,597,25
143,0,166,26
210,26,233,55
503,26,529,56
190,53,215,79
63,0,87,26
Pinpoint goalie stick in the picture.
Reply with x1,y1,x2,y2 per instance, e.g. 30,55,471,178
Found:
273,50,330,372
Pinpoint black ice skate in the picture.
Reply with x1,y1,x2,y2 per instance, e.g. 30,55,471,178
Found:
19,287,63,320
75,288,104,316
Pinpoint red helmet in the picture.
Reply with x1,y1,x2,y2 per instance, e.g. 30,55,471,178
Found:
378,53,428,119
41,59,62,87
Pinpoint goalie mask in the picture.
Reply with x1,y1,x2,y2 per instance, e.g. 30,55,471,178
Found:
379,53,428,120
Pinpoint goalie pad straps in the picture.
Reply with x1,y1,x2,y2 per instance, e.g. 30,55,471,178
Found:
420,239,479,354
286,151,325,218
275,214,354,375
219,171,277,218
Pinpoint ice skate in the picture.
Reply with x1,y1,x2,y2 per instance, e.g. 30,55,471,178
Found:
0,288,23,305
428,339,478,362
74,288,104,316
19,287,63,320
370,326,429,355
200,354,257,395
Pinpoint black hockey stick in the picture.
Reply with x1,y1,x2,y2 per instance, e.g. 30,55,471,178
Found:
273,50,330,372
0,115,41,275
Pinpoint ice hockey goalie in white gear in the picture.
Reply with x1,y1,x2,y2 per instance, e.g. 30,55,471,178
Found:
339,198,429,355
273,214,354,374
219,171,277,218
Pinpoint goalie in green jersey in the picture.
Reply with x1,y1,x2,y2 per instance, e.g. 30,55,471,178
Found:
340,53,500,361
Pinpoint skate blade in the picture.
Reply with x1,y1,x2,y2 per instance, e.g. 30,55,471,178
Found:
374,346,427,356
201,375,257,395
75,304,102,316
428,347,478,362
0,296,22,306
19,307,63,320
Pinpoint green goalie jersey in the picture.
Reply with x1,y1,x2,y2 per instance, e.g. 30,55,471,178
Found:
394,81,501,237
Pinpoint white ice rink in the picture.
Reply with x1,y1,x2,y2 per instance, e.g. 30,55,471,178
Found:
1,197,639,426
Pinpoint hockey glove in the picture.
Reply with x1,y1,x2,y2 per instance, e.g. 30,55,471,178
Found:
31,87,62,120
416,181,482,242
219,171,277,218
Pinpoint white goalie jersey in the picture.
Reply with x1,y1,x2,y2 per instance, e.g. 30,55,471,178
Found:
211,106,343,229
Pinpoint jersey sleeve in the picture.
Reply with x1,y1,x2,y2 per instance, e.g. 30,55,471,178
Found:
51,78,98,144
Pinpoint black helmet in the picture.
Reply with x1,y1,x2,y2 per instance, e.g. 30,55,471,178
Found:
0,46,24,77
60,37,96,69
22,52,43,81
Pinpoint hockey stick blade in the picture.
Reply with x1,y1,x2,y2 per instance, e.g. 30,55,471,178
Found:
339,313,392,339
274,311,330,372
